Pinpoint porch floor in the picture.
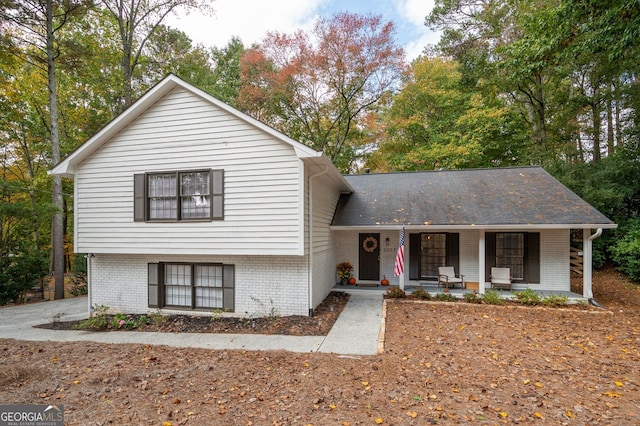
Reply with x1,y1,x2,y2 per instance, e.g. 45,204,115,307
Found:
333,282,586,302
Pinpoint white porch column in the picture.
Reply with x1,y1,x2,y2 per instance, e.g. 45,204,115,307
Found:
583,228,602,299
479,229,486,294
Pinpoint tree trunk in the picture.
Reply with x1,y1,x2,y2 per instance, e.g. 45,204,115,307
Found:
122,49,132,109
592,87,602,163
46,0,65,300
607,82,614,156
534,75,547,148
614,81,622,149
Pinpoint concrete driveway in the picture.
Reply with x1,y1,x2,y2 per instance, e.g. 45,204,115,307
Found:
0,293,384,356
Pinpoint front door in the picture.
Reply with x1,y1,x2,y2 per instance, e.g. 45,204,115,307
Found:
359,233,380,281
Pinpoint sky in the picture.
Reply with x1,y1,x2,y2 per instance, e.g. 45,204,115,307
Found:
165,0,441,61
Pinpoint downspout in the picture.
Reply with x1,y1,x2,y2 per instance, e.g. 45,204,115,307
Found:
479,230,486,294
85,253,94,317
308,165,329,317
583,228,602,301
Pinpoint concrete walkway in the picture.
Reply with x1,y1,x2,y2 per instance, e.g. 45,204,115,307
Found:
0,292,384,356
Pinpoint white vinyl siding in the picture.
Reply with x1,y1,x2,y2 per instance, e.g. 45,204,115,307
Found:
308,171,344,309
74,87,304,255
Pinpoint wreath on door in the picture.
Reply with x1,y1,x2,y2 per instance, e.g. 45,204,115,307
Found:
362,236,378,253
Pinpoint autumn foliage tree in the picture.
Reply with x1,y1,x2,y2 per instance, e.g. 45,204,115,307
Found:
238,12,405,171
368,56,529,172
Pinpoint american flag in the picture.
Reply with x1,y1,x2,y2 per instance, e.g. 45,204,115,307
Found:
393,226,405,277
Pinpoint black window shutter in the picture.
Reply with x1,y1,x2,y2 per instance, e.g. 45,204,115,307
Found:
485,232,496,282
222,264,234,311
525,232,540,283
212,169,224,220
134,174,146,222
446,233,460,272
148,263,159,308
409,233,420,280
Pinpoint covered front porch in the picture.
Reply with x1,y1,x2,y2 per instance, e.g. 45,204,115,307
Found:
333,227,603,300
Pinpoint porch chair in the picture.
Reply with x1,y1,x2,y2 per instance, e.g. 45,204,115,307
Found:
490,267,512,291
438,266,465,289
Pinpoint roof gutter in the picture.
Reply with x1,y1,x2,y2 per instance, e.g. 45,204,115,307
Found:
330,224,617,231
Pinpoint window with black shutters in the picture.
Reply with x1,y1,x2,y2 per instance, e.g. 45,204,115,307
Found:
134,169,224,222
148,262,234,311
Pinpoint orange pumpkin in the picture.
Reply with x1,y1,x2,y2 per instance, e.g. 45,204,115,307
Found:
381,277,389,286
348,277,356,285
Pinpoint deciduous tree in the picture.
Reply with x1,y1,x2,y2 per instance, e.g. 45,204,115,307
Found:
99,0,214,110
1,0,89,299
239,12,405,171
368,56,528,171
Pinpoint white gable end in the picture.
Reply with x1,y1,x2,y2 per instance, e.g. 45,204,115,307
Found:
73,86,307,255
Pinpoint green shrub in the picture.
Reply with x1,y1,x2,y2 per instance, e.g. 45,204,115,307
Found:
482,289,505,305
610,219,640,282
75,305,110,330
516,288,541,305
384,287,407,299
0,247,47,305
72,254,87,274
110,313,149,329
411,287,432,300
463,291,481,303
434,291,457,302
542,294,569,306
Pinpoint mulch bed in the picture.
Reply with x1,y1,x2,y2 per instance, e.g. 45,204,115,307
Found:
36,291,350,336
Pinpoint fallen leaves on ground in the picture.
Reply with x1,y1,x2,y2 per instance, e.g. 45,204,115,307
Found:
1,267,639,424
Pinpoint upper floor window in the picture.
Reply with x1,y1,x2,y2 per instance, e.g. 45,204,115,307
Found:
134,169,223,222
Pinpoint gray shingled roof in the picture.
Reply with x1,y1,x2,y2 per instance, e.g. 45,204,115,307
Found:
331,167,615,228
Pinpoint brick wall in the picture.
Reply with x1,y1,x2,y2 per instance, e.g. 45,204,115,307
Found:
89,254,310,316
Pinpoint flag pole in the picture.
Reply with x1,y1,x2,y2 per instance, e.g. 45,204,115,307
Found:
393,225,406,290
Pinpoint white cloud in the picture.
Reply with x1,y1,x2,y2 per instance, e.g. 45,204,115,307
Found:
165,0,440,60
393,0,441,59
166,0,327,49
396,0,433,27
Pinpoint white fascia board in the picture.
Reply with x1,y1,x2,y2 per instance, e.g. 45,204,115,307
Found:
303,154,353,193
330,223,618,231
50,76,183,178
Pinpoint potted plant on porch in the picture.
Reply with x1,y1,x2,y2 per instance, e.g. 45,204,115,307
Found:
337,262,353,285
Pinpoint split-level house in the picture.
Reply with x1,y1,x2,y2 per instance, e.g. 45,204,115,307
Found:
51,74,616,317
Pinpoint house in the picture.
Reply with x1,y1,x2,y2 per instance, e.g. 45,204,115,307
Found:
51,75,616,317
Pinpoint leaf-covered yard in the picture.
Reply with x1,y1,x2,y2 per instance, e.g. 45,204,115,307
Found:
1,267,639,425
